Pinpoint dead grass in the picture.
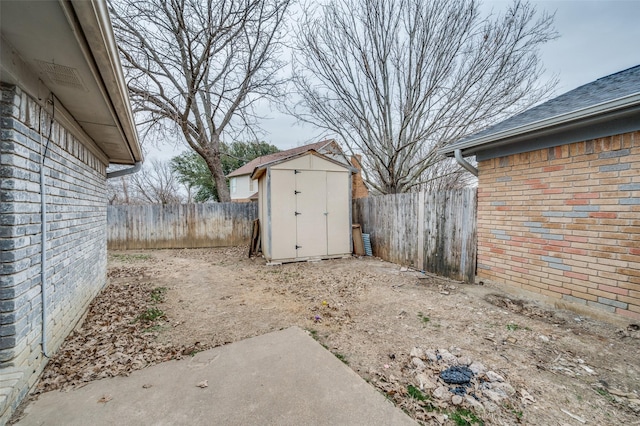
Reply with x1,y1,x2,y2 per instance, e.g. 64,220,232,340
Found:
31,247,640,425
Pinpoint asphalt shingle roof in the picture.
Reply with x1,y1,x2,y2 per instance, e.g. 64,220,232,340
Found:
226,140,334,177
448,64,640,150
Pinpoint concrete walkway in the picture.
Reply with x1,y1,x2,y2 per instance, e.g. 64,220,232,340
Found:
17,327,416,425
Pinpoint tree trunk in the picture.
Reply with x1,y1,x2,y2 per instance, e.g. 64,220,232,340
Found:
203,149,230,202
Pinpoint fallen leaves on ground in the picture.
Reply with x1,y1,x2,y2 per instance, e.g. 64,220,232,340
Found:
35,275,184,394
32,248,640,426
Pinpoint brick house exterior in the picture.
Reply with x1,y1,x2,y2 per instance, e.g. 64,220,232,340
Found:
477,133,639,320
1,84,111,419
441,66,640,322
1,1,141,422
350,154,369,199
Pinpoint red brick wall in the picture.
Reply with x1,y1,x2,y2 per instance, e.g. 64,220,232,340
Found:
477,131,640,320
351,155,369,199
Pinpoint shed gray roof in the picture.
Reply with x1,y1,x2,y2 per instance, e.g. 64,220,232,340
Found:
227,140,337,178
441,65,640,158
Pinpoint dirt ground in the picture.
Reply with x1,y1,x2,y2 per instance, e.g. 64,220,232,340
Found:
27,247,640,425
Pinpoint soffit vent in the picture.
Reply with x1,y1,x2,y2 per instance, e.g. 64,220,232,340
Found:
35,60,87,91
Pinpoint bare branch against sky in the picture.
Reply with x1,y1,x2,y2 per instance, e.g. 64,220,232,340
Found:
108,159,185,205
290,0,558,194
109,0,292,202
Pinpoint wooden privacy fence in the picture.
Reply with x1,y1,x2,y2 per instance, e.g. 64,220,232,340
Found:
352,189,477,282
107,203,257,250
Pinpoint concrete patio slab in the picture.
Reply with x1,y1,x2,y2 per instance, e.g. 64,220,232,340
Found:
16,327,416,425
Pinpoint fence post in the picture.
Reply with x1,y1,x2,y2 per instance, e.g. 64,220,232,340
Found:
417,191,425,269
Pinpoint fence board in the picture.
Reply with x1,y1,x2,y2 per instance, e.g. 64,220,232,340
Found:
353,189,477,282
107,203,257,250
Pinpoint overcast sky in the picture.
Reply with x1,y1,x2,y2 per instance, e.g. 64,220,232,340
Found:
146,0,640,162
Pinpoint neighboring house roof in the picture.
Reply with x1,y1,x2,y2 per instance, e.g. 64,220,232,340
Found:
0,0,142,165
227,139,343,178
440,65,640,161
250,149,354,180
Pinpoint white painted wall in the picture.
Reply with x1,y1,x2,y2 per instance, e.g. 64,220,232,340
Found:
230,174,257,200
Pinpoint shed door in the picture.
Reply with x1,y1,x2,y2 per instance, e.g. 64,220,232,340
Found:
326,172,350,255
270,169,297,260
295,170,328,258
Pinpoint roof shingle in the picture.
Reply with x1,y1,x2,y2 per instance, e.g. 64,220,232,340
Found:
444,64,640,153
227,140,336,177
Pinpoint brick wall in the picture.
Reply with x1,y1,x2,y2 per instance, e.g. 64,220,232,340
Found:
1,83,108,423
350,155,369,199
477,131,640,321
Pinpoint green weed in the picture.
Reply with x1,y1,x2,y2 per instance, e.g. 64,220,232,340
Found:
333,352,348,364
506,323,519,331
449,408,484,426
512,409,523,421
407,385,426,401
418,312,430,324
111,253,152,262
422,402,439,412
596,388,616,403
502,402,523,422
137,307,165,322
150,287,167,303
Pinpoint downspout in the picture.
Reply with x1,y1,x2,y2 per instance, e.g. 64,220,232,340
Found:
454,149,478,177
40,146,49,357
106,162,142,179
40,96,54,358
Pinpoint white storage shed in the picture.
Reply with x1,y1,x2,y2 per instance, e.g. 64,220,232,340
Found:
251,150,354,262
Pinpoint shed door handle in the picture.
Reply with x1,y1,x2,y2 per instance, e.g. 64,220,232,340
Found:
295,211,301,216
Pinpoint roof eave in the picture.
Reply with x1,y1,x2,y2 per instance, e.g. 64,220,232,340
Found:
66,0,142,164
227,139,342,178
250,150,354,180
440,92,640,157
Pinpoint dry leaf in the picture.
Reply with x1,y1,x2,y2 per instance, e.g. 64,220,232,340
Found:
33,277,190,395
196,380,209,388
520,389,536,403
97,394,113,403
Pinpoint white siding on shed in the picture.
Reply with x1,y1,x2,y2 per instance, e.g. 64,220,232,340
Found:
258,152,352,263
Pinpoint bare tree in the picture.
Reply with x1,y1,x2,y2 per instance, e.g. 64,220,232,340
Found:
413,158,477,193
107,176,132,205
108,160,184,205
130,159,185,204
291,0,557,194
109,0,292,202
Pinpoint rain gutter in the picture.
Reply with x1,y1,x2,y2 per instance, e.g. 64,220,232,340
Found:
106,162,142,178
440,92,640,157
454,149,478,177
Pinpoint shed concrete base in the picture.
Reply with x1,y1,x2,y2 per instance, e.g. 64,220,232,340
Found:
264,253,353,264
